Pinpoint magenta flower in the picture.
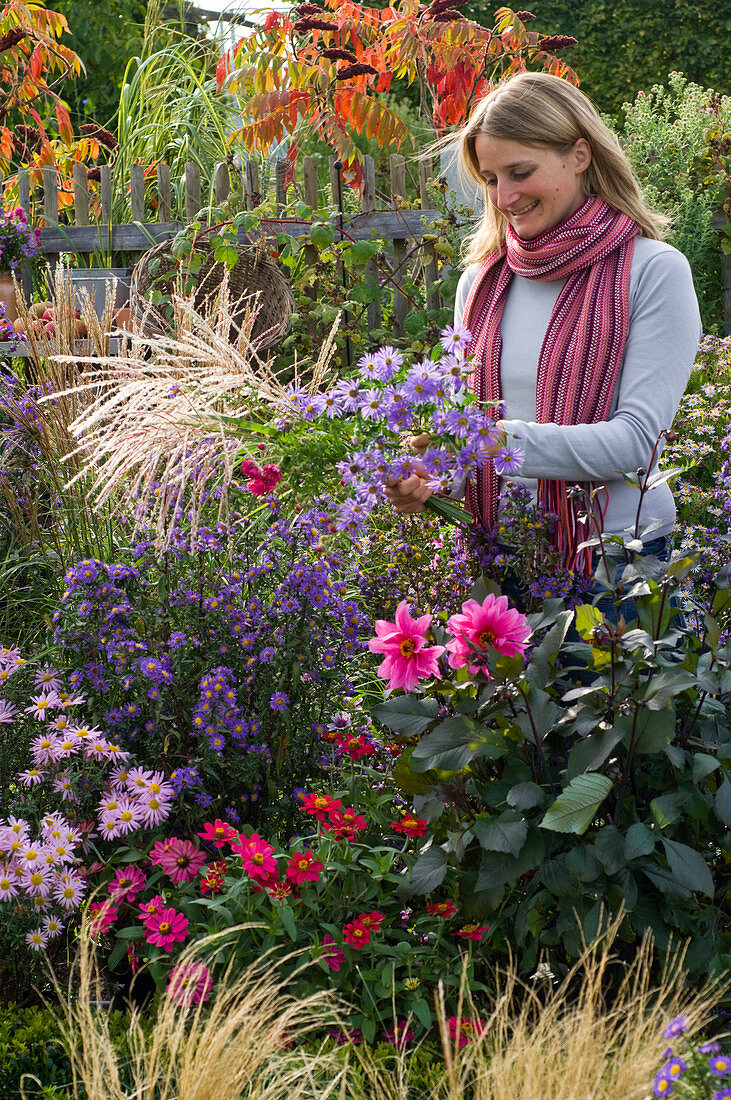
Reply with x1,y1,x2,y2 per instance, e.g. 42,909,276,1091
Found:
448,1015,488,1047
151,838,207,883
231,832,278,882
166,960,213,1006
320,934,345,972
144,907,189,951
445,593,531,673
88,900,120,935
367,601,445,691
108,866,147,902
285,849,323,885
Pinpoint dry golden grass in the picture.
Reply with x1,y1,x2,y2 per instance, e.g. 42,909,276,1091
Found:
47,917,725,1100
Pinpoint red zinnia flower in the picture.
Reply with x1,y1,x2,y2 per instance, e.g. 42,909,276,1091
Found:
326,807,367,839
426,900,458,917
285,849,323,885
392,814,428,838
358,910,384,930
448,1015,488,1046
299,793,342,821
452,923,489,941
343,919,370,948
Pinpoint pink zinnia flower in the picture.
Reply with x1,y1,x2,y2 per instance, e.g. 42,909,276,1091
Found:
320,934,345,972
153,838,207,883
445,594,531,673
448,1015,488,1047
368,601,445,691
89,900,120,935
285,849,323,885
139,893,166,922
325,807,367,839
231,833,278,882
197,819,238,848
382,1020,415,1048
426,900,458,917
166,960,213,1006
108,865,147,902
144,907,189,951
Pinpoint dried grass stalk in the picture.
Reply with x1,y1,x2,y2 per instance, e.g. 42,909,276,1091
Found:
51,922,347,1100
47,284,337,550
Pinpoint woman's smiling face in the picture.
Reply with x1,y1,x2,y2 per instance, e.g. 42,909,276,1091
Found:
474,133,592,239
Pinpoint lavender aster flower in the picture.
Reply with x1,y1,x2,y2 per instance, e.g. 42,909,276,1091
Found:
269,691,290,711
493,442,525,476
663,1018,689,1040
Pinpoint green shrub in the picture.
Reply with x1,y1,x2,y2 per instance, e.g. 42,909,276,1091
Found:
621,72,730,335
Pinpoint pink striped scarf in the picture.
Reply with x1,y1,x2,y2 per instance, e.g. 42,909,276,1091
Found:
462,196,638,574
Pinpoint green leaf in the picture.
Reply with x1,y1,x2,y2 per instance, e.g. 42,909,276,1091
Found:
391,750,438,795
309,224,335,248
650,791,685,827
625,822,655,859
372,695,438,737
642,670,697,710
476,832,543,891
566,726,624,780
409,846,448,894
524,610,574,687
618,707,675,755
540,774,614,835
507,782,546,810
575,603,604,640
716,777,731,827
411,998,432,1030
661,838,714,897
411,715,490,772
278,904,297,942
594,825,626,873
472,811,528,857
692,752,721,783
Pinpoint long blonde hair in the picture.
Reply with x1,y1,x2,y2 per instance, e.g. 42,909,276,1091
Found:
457,72,667,265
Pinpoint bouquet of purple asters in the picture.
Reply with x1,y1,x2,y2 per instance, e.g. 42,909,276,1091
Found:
0,205,41,272
282,324,524,533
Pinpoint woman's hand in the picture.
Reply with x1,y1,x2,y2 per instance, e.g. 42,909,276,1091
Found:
384,432,433,513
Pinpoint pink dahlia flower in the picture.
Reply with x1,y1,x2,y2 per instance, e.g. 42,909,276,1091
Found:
445,594,531,673
368,601,445,691
166,960,213,1006
144,906,189,951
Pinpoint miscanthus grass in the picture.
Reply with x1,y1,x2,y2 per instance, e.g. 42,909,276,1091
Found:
44,918,724,1100
48,287,336,550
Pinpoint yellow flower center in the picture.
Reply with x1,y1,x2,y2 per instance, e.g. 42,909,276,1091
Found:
399,639,415,658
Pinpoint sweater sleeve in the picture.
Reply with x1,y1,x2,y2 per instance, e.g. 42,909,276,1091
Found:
497,247,702,482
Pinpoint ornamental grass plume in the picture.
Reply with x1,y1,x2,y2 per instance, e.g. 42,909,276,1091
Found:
49,287,338,551
53,920,347,1100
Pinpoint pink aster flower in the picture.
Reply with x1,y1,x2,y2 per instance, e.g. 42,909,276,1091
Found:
26,927,49,952
445,594,531,673
320,934,345,972
0,699,18,724
108,865,147,902
166,960,213,1006
137,794,172,828
285,849,323,885
144,907,189,951
153,838,207,883
54,872,86,910
368,601,445,691
0,866,18,899
25,692,61,721
231,832,278,882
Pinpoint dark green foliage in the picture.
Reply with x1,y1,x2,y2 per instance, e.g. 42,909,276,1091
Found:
377,555,731,985
463,0,731,120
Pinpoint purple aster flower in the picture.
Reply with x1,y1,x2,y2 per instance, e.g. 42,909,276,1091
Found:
662,1058,686,1081
440,323,471,354
443,407,474,437
320,390,344,418
357,351,380,380
333,377,363,410
663,1018,689,1040
402,371,437,404
701,1043,723,1055
372,346,403,381
298,394,326,420
709,1054,731,1076
493,442,524,476
711,1090,731,1100
652,1071,674,1097
358,389,383,420
269,691,290,711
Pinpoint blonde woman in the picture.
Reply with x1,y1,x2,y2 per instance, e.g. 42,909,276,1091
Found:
386,72,701,600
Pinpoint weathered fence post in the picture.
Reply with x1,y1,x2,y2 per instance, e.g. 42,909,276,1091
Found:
213,161,230,207
275,157,287,214
361,154,381,333
184,162,201,222
130,163,145,223
419,156,441,314
390,153,408,339
157,162,172,222
245,160,260,210
73,163,89,227
42,166,59,268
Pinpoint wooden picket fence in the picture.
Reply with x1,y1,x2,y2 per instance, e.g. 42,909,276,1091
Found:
17,152,450,338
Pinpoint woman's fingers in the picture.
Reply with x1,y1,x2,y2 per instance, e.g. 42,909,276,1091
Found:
409,432,431,456
384,472,433,513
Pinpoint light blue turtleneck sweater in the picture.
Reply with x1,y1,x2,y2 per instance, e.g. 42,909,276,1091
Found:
453,236,702,543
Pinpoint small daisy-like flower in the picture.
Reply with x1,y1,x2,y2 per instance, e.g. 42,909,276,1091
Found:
166,960,213,1006
285,849,323,885
144,907,189,952
269,691,290,712
426,900,458,917
25,927,49,952
198,819,239,848
42,915,64,938
343,919,370,948
709,1054,731,1076
652,1071,674,1097
452,923,489,941
663,1017,689,1040
392,813,428,838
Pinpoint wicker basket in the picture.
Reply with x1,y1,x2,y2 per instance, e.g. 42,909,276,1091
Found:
129,237,295,349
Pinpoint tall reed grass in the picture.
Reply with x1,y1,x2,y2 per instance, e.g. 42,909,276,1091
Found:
46,918,725,1100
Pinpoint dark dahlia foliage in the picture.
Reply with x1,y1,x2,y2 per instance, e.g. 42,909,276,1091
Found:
50,501,370,831
375,552,731,983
